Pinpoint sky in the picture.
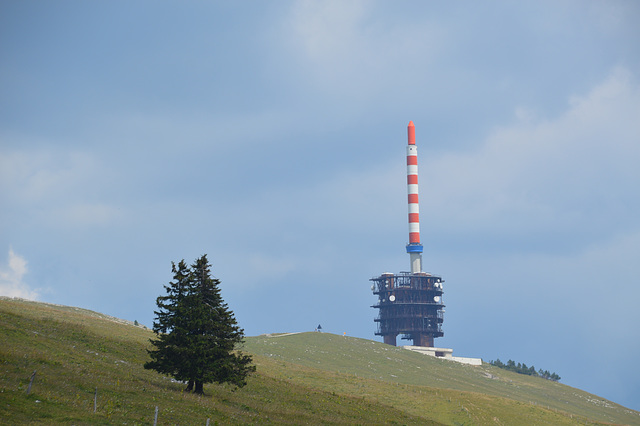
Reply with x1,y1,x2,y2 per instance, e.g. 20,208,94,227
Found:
1,0,639,412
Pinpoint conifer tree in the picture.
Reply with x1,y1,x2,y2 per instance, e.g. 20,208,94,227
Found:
144,260,191,379
144,255,255,394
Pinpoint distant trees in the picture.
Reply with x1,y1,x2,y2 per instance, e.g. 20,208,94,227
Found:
144,255,255,394
489,358,560,382
538,369,561,382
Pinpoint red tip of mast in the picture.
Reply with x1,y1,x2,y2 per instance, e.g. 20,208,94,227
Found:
408,121,415,145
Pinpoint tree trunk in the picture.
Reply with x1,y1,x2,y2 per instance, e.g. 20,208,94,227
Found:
185,380,194,392
194,381,204,394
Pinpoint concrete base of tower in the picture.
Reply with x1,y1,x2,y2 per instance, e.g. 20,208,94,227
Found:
412,334,434,348
404,346,483,366
383,334,397,346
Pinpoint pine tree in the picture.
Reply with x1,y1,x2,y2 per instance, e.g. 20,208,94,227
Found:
144,255,255,394
144,260,191,379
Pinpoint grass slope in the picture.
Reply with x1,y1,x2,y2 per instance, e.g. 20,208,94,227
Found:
244,333,640,425
0,299,429,425
1,298,638,425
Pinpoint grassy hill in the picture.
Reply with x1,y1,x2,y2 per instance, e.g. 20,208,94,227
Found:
1,298,638,425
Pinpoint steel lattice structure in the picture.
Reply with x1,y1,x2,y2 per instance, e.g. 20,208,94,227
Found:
371,272,444,347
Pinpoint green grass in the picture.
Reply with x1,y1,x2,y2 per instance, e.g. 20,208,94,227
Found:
0,298,429,425
1,298,638,425
244,333,640,425
244,332,640,424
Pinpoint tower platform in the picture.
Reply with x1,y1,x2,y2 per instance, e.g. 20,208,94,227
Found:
403,346,482,366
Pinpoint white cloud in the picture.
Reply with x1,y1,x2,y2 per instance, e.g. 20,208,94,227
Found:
0,146,125,229
0,248,38,300
284,1,445,99
289,0,369,66
51,203,124,227
423,67,640,248
0,147,97,204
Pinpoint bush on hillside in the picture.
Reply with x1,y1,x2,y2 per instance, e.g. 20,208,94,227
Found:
490,358,560,382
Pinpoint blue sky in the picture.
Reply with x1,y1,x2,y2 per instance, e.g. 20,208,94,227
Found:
2,0,639,411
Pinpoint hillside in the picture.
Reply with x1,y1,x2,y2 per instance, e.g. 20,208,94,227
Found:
1,298,638,425
245,333,640,425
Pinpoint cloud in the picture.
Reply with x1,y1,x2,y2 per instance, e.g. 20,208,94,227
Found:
283,1,445,104
0,146,126,230
50,203,124,227
423,67,640,252
0,147,96,203
0,248,38,300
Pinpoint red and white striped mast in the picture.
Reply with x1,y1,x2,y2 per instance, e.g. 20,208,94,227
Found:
406,121,423,273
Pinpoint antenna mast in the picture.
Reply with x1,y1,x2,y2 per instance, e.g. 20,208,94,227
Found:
406,121,423,273
370,121,445,348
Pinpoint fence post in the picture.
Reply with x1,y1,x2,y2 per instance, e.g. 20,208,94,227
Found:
154,406,159,426
94,387,97,413
27,371,36,394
